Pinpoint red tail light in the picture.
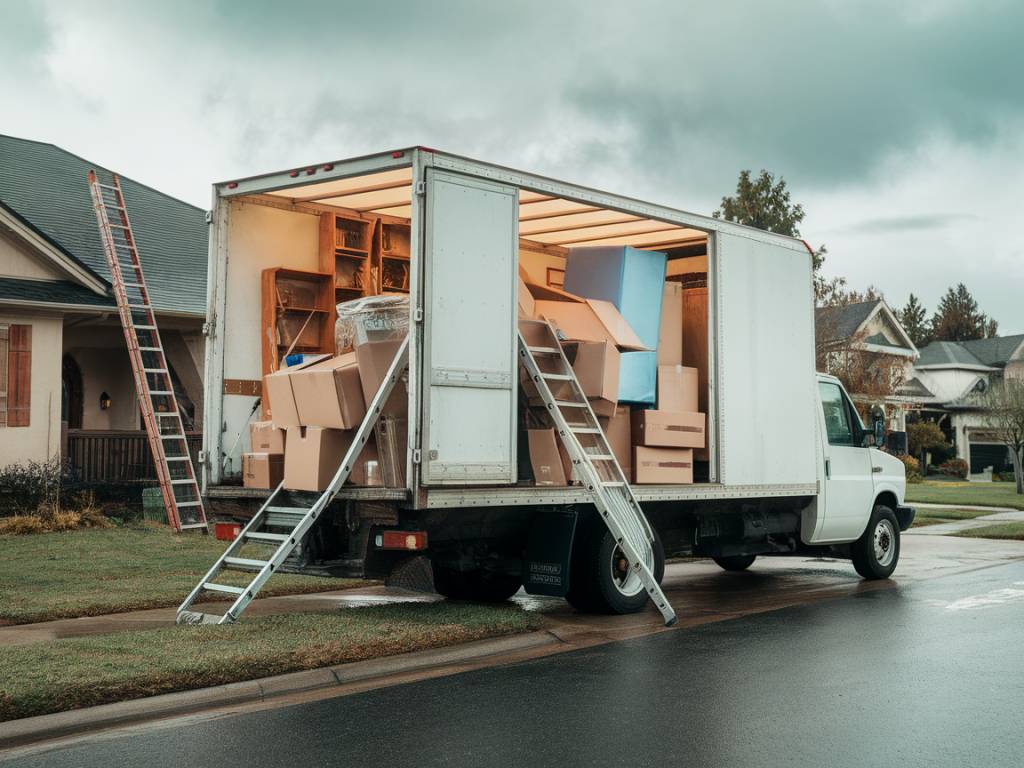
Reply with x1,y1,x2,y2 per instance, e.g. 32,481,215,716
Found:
375,530,428,551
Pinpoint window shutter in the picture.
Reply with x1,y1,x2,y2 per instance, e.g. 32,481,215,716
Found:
7,324,31,427
0,325,7,427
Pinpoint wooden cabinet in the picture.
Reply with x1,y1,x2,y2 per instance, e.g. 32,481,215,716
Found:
378,221,411,294
318,212,378,303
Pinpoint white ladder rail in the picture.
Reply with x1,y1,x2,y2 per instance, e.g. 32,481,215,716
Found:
518,325,677,626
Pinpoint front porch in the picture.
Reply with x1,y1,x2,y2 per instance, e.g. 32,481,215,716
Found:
65,429,202,484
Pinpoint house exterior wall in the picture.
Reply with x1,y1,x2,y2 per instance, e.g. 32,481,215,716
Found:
915,368,987,403
63,325,141,431
0,232,63,281
0,311,63,467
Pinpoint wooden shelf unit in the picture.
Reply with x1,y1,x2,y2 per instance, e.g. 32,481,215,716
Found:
260,267,335,417
319,211,379,302
378,220,411,293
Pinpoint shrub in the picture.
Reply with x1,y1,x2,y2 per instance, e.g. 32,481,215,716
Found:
0,516,47,535
907,421,950,459
896,454,923,483
939,458,969,479
0,457,67,517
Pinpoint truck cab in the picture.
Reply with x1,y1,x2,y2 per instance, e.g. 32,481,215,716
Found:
807,373,915,578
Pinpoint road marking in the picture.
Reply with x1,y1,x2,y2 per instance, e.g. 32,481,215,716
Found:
942,582,1024,612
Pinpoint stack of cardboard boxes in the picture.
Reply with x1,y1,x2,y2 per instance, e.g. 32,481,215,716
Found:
243,334,405,492
520,247,707,486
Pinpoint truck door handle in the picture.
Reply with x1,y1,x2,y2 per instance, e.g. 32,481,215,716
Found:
825,458,831,479
872,466,882,473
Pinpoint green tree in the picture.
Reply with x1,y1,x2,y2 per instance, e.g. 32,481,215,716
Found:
714,169,842,304
931,283,999,341
907,420,951,471
898,293,931,346
983,379,1024,494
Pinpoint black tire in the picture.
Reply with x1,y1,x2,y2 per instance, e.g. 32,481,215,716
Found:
566,516,665,615
851,505,900,580
713,554,756,572
432,566,523,602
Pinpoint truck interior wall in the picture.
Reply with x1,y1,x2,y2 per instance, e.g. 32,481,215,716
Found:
219,200,320,476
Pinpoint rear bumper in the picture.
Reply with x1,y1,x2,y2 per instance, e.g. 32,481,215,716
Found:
894,505,916,531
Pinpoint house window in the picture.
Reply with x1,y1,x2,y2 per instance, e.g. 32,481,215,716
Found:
0,323,31,428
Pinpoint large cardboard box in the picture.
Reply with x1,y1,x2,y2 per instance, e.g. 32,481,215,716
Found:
535,300,645,350
618,351,658,404
657,365,699,413
631,409,705,449
657,281,683,365
263,355,328,428
517,276,536,318
243,452,284,489
283,426,352,492
354,338,404,406
250,421,286,455
290,352,367,429
633,447,693,484
599,408,632,477
566,341,620,404
528,429,568,486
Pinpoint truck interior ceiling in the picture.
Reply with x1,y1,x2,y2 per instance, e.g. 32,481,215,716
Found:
235,161,713,488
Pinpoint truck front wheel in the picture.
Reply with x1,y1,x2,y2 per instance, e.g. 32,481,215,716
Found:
566,518,665,615
851,505,900,580
432,566,523,602
713,554,756,572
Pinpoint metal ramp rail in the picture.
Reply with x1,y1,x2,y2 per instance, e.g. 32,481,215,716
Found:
176,338,409,625
518,323,676,626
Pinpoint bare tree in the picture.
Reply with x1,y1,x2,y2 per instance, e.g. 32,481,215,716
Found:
983,379,1024,494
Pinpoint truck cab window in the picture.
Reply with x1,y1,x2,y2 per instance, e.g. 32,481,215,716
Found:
818,381,854,446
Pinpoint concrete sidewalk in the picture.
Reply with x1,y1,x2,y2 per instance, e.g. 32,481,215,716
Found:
907,508,1024,536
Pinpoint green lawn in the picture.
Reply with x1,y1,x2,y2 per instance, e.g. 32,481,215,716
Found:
0,603,542,722
0,525,364,625
913,507,1001,525
955,521,1024,541
906,481,1024,510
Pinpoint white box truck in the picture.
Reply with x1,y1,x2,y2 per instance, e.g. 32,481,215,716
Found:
184,147,914,624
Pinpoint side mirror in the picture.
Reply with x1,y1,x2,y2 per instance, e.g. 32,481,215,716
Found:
870,404,886,450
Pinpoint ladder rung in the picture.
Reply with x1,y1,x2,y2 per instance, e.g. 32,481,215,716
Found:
139,346,162,351
144,368,168,373
179,523,210,530
541,373,573,381
246,532,290,543
157,412,180,417
203,582,245,595
149,390,173,395
224,556,269,570
554,400,587,408
135,325,157,330
161,434,185,440
527,346,561,354
170,479,196,485
106,223,130,229
128,304,152,310
267,506,309,515
165,456,190,462
588,454,615,461
602,481,625,487
571,427,601,434
176,501,202,507
124,282,146,288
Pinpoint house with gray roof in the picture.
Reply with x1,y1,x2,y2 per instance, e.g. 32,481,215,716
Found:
908,334,1024,476
815,299,918,432
0,134,207,478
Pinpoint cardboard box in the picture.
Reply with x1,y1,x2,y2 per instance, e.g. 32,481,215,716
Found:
565,341,620,403
518,276,536,317
290,352,367,429
589,398,617,418
600,408,632,477
354,338,404,406
350,436,383,487
618,351,658,404
263,355,328,428
528,429,568,486
250,421,286,455
242,452,284,489
519,318,555,349
633,446,693,484
535,300,646,351
657,365,699,413
283,426,353,492
631,409,705,449
658,282,683,365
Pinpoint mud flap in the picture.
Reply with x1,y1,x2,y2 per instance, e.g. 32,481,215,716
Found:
522,509,578,596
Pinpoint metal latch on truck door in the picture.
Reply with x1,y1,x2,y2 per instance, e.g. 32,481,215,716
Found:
414,307,423,323
415,180,426,196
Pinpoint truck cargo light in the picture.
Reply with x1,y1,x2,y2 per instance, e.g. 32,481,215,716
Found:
375,530,428,550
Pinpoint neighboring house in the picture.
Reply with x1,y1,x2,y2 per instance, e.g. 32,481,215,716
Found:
907,335,1024,475
0,134,207,481
815,299,919,431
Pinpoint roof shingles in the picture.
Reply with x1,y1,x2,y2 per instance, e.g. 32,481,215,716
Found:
0,135,206,316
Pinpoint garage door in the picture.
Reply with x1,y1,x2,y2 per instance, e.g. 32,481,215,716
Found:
970,443,1011,474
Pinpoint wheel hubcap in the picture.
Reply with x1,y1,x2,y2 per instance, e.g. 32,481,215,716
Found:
873,519,896,568
609,543,652,597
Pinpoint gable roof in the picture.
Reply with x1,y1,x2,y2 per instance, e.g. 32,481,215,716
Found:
915,340,985,368
815,301,878,343
0,276,116,309
958,334,1024,367
815,299,916,354
914,335,1024,370
0,134,207,316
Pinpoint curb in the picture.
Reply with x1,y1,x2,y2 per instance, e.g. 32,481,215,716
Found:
0,630,561,749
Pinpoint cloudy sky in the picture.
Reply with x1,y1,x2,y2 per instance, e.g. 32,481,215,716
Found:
4,0,1022,332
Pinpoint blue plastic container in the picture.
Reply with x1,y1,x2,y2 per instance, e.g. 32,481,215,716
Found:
618,351,658,404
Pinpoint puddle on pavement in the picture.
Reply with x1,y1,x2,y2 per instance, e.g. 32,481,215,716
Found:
939,581,1024,612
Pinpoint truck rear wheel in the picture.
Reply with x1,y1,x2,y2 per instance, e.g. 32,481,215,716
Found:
851,505,900,580
713,554,756,572
432,566,523,602
566,518,665,615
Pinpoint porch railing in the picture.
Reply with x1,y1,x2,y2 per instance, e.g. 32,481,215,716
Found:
65,429,202,484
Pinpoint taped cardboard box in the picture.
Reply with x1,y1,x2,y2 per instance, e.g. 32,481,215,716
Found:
528,429,568,486
564,340,620,406
264,354,330,428
290,352,367,429
354,337,404,406
657,365,699,413
283,426,352,492
633,446,693,484
657,281,683,365
243,452,284,489
631,409,705,449
599,408,632,478
250,421,286,455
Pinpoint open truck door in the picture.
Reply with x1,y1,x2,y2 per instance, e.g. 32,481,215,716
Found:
419,169,519,485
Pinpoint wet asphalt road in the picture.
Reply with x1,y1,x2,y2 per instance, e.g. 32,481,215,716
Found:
6,560,1024,768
